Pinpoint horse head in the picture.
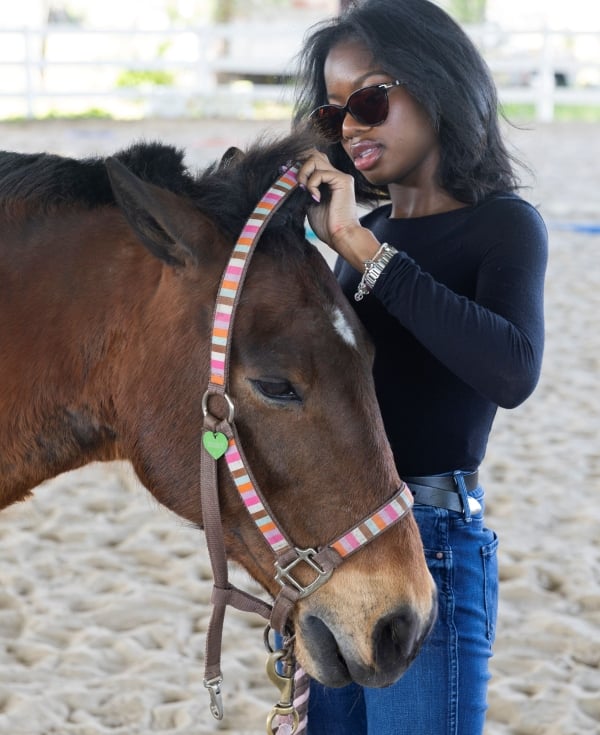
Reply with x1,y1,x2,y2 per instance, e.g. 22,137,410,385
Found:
104,133,436,688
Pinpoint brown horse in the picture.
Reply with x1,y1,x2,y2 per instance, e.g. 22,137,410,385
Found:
0,134,435,690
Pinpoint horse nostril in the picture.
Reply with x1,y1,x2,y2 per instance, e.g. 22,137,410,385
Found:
372,606,422,672
300,613,352,686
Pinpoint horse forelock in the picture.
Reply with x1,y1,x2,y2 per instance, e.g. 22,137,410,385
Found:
192,129,317,244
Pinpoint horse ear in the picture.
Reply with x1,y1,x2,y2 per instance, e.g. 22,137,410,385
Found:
219,146,245,168
106,157,210,268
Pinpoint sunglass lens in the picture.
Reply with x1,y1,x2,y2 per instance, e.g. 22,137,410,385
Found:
309,85,392,141
349,86,389,126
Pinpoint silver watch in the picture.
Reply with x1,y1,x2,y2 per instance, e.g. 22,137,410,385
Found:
354,243,398,301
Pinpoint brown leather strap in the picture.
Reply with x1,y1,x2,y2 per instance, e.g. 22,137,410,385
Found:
200,418,231,685
200,418,272,697
270,585,301,634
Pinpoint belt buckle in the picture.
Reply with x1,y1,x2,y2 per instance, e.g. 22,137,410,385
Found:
453,471,482,517
467,496,482,514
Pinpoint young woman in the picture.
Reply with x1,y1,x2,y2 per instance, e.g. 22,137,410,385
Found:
293,0,547,733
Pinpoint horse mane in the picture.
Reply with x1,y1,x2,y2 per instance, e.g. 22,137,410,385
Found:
0,130,317,246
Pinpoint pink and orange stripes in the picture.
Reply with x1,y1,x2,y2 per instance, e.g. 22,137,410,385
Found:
224,436,291,553
331,484,414,558
209,165,300,387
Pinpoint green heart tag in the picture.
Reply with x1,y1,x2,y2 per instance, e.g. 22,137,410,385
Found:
202,431,228,460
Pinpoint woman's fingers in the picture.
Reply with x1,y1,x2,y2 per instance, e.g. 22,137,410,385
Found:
298,151,329,201
298,152,354,204
298,150,362,251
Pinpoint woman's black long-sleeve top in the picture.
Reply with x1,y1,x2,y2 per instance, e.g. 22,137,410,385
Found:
334,193,548,476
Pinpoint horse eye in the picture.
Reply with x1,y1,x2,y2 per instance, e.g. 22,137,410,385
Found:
251,378,301,402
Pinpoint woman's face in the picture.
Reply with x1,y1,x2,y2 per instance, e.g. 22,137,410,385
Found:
323,40,440,189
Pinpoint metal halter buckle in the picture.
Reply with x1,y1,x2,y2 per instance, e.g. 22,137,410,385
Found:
274,548,333,598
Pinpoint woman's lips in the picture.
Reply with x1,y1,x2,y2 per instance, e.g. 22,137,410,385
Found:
350,141,383,171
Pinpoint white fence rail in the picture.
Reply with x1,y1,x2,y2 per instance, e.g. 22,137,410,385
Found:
0,23,599,121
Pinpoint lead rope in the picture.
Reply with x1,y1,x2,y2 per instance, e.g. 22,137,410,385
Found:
290,665,310,734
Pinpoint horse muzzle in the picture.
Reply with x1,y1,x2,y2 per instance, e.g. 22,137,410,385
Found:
295,591,437,688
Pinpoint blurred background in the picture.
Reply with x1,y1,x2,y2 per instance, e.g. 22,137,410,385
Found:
1,0,599,123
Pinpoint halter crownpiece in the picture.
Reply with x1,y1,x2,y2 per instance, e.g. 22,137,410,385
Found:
199,163,413,733
208,165,300,389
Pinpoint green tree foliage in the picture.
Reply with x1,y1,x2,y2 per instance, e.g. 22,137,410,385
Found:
448,0,486,23
211,0,290,23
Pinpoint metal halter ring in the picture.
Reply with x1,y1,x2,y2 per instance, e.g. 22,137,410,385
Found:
201,390,235,424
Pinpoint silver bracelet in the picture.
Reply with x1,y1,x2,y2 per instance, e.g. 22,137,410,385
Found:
354,243,398,301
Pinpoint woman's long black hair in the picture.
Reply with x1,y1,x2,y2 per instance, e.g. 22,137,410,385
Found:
293,0,521,205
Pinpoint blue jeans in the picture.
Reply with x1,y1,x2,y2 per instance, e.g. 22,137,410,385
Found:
307,485,499,735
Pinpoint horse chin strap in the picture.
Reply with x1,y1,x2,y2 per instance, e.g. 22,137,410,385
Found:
199,164,414,733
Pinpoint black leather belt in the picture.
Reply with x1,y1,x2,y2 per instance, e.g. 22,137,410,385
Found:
403,471,480,514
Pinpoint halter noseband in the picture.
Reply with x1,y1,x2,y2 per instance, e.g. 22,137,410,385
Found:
199,164,413,730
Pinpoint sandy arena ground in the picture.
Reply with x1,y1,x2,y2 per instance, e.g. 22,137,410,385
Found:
0,117,599,734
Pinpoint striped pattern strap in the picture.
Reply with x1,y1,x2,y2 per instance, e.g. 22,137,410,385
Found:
224,432,294,555
329,483,414,559
209,164,300,389
225,429,414,564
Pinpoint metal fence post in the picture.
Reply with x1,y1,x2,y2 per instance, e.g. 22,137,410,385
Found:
24,26,35,119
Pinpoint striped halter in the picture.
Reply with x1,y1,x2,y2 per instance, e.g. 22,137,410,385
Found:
200,163,413,732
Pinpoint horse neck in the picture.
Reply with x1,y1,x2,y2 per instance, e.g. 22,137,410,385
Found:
0,206,210,502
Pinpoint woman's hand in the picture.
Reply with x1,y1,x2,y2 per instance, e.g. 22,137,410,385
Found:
298,150,381,270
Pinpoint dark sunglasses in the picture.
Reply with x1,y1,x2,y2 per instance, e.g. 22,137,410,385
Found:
309,80,402,142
